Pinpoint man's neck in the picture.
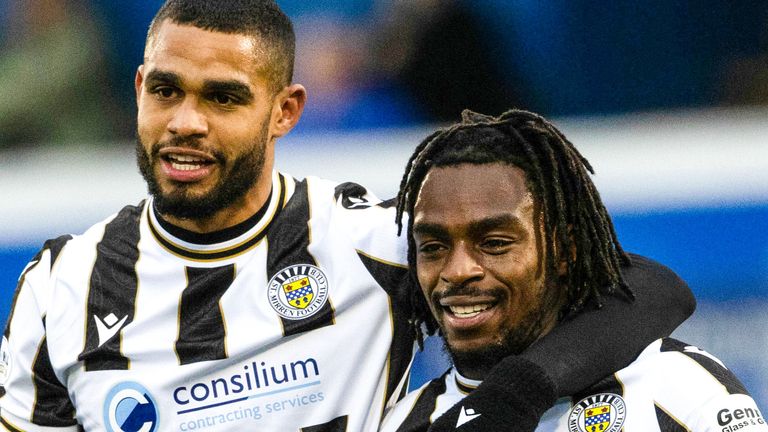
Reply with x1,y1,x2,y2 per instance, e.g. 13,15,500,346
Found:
161,172,273,234
454,362,493,381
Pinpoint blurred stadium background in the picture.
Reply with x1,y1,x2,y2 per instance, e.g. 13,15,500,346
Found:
1,0,766,409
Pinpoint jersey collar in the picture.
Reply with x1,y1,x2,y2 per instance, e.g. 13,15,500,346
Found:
454,369,482,395
146,170,287,261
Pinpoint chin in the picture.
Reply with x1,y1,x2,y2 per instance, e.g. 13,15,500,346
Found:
444,342,509,379
445,337,494,356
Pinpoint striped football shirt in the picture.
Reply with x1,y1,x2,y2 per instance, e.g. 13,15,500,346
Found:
381,338,767,432
0,171,413,431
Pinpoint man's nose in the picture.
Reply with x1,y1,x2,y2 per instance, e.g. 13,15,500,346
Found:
440,242,484,285
167,98,208,137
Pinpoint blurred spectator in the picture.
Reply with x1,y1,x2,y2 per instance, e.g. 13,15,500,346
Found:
368,0,528,122
293,14,423,130
722,57,768,106
89,0,162,137
4,0,767,142
718,3,768,106
279,0,375,21
0,0,125,148
0,5,9,44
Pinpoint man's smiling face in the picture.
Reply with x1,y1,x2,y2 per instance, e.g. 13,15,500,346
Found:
134,21,277,221
413,162,564,378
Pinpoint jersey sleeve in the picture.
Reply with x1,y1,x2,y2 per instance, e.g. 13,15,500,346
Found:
518,253,696,396
686,393,767,431
331,182,408,268
650,338,767,432
0,237,80,431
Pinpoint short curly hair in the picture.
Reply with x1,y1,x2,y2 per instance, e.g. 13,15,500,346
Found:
147,0,294,92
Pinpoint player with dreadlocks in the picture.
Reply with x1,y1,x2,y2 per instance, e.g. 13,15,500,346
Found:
396,109,633,346
382,109,764,432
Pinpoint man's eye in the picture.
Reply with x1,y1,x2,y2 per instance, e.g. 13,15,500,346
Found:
212,93,237,105
153,86,177,99
481,239,513,252
418,242,445,255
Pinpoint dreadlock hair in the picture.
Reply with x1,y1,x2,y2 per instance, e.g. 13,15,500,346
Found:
395,108,633,347
147,0,295,93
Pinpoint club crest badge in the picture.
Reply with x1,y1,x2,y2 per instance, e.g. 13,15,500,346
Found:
568,393,626,432
268,264,329,320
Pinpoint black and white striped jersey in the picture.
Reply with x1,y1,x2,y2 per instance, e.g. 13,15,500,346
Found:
0,171,414,431
381,338,767,432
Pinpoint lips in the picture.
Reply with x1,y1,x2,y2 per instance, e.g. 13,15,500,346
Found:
447,303,492,318
157,147,216,182
166,154,208,171
437,293,500,331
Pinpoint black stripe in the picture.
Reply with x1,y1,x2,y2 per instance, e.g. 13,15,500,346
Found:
4,235,72,339
1,235,72,399
301,415,348,432
175,265,234,365
661,338,748,394
0,416,23,432
266,179,335,336
356,252,411,406
396,373,449,432
78,204,142,371
32,327,77,426
43,235,72,270
377,197,398,208
397,375,411,401
655,403,689,432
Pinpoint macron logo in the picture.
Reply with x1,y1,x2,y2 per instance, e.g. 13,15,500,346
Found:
94,313,128,347
456,406,481,428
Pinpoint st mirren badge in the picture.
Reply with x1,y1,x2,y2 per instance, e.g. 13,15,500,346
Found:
268,264,329,320
568,393,627,432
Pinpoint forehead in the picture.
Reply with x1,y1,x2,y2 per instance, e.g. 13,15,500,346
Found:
145,21,266,84
413,163,534,227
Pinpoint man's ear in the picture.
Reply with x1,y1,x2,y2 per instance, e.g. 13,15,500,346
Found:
135,65,145,107
271,83,306,138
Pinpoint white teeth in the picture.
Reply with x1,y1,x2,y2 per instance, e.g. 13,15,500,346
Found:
171,154,205,162
448,304,491,318
168,154,206,171
171,162,202,171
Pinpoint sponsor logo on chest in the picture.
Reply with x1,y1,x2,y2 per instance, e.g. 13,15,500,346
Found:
104,381,159,432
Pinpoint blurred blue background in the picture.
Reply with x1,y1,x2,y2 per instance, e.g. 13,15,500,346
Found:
1,0,766,411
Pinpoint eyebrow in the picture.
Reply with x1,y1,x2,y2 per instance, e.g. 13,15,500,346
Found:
412,214,525,238
412,222,447,239
467,214,526,237
202,79,254,103
144,70,182,88
143,69,255,103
